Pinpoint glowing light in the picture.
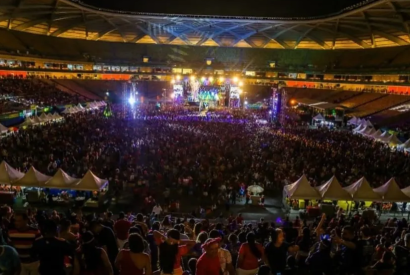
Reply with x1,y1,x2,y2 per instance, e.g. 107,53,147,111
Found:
233,77,239,83
219,77,225,82
290,99,296,105
244,101,248,105
176,75,181,81
106,92,109,96
239,89,243,94
269,110,272,114
171,79,175,84
201,77,206,82
214,94,219,100
190,76,196,81
170,93,175,98
239,81,243,87
209,77,214,82
128,96,135,105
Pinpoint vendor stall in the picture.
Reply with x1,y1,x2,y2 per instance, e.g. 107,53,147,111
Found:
247,185,264,205
373,178,410,202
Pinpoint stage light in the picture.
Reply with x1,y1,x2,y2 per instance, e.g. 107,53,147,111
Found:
244,101,248,105
170,93,175,98
209,77,214,82
171,79,175,84
239,89,243,94
190,76,196,81
201,77,206,82
219,77,224,82
290,99,296,105
239,81,243,87
106,92,109,96
128,96,135,105
176,75,181,81
233,77,239,83
269,110,272,114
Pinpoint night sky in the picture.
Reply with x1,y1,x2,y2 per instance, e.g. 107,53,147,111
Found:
81,0,365,17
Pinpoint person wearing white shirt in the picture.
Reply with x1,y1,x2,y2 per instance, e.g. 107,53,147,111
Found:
152,203,163,215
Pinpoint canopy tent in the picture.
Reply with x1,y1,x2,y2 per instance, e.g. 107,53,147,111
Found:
358,126,369,134
0,161,24,184
378,131,390,142
315,176,352,200
52,113,63,120
46,113,54,120
32,116,42,125
366,120,374,128
70,170,108,191
77,103,84,109
283,175,321,200
247,185,264,194
353,124,364,132
62,107,74,114
343,177,381,201
398,138,410,151
44,169,80,189
12,167,51,187
19,118,34,127
402,186,410,198
312,113,325,121
371,129,382,139
373,178,410,202
385,133,402,147
39,113,49,122
347,117,358,125
0,123,8,133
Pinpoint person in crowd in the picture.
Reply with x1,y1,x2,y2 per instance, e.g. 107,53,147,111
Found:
89,220,118,268
31,220,73,275
264,228,299,274
114,212,131,249
393,233,410,275
0,245,21,275
8,212,41,275
59,218,78,244
196,238,222,275
305,235,332,275
333,226,360,275
236,232,264,275
74,231,113,275
115,233,152,275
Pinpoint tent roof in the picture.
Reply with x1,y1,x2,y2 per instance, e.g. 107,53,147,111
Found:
284,175,321,200
0,123,8,133
44,168,80,189
315,176,352,200
353,124,364,132
401,186,410,198
12,167,51,187
0,161,24,184
312,113,325,121
70,170,108,191
343,177,381,201
373,178,410,202
347,117,357,125
371,129,382,139
386,134,402,146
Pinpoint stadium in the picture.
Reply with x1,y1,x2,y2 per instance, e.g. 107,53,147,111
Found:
1,1,410,274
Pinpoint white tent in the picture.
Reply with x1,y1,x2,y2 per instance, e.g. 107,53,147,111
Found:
0,161,24,184
315,176,352,200
283,175,321,200
46,113,54,120
366,120,374,128
12,167,51,187
312,114,325,121
70,170,108,191
0,123,8,133
371,129,382,139
402,186,410,198
44,168,80,189
39,113,49,122
373,178,410,202
365,128,376,136
347,117,358,125
358,126,369,134
385,133,402,147
353,124,364,132
19,118,33,127
398,138,410,151
378,131,390,142
32,116,42,125
343,177,381,201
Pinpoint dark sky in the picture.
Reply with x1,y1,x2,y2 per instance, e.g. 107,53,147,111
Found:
81,0,364,17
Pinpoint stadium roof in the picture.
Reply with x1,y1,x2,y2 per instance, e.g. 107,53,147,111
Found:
1,0,410,49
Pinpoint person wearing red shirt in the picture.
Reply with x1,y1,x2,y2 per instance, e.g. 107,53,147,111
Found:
114,212,131,248
236,233,264,275
196,238,222,275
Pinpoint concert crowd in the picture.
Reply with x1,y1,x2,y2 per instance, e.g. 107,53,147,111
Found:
0,106,410,275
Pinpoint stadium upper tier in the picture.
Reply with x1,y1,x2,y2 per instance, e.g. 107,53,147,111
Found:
2,0,410,49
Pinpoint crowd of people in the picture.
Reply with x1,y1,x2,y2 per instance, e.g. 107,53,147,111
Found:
0,94,410,274
1,203,410,275
0,77,85,111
